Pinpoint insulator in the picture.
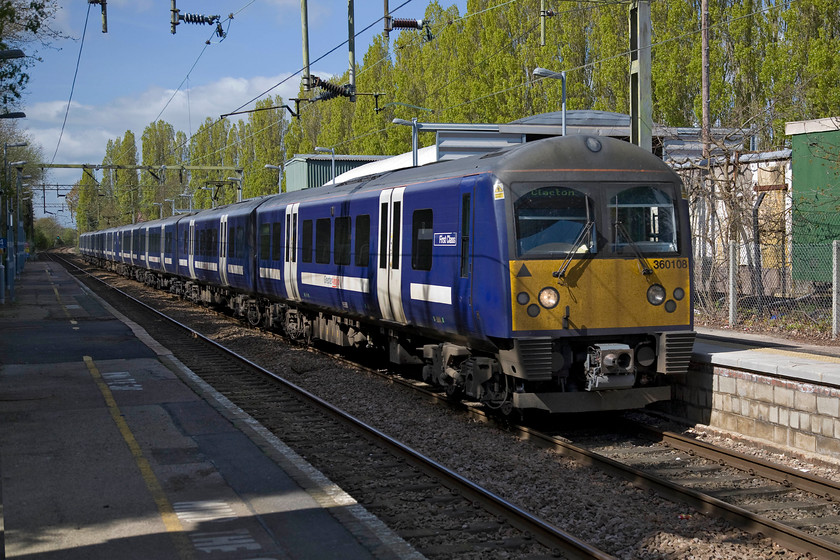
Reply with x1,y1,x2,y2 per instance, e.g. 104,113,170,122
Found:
312,76,351,98
182,13,219,25
391,18,423,30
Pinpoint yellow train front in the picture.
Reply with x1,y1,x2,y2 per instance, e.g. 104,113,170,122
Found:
438,134,695,414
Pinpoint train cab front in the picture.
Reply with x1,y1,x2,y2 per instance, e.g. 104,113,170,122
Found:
497,166,696,414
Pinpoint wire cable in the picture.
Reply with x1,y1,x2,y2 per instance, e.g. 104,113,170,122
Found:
50,2,92,164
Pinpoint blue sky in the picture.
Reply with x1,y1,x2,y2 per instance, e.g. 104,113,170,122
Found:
21,0,467,225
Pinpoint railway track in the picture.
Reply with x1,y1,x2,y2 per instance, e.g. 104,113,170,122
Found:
387,367,840,558
523,421,840,559
50,252,613,560
55,250,840,558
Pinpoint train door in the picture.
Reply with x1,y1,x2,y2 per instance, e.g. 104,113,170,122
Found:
377,187,406,323
284,203,301,301
219,215,229,286
160,224,167,270
188,219,196,279
142,226,149,266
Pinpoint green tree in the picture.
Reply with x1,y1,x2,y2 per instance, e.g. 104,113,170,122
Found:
141,120,184,219
0,0,63,110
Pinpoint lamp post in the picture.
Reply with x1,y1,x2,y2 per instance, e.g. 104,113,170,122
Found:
533,67,567,136
392,118,419,167
2,142,26,303
198,186,216,209
264,163,285,193
314,147,336,185
178,193,193,213
152,202,163,219
226,177,243,202
10,162,25,287
165,198,175,216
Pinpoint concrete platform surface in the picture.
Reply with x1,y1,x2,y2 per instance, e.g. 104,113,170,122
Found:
0,259,421,560
695,326,840,386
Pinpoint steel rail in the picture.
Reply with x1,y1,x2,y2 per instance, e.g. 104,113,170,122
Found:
638,423,840,502
513,422,840,560
54,252,616,560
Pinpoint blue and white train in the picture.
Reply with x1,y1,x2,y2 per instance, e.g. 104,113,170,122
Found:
80,134,695,414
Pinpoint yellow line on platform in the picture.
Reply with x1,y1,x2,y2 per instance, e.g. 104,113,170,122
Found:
83,355,194,560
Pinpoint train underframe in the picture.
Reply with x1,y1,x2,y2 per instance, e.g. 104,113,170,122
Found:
99,259,694,415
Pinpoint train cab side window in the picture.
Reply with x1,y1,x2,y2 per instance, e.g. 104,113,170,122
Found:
272,222,283,261
460,194,471,277
335,216,351,266
302,219,313,263
315,218,331,264
412,209,433,271
259,223,271,260
609,186,678,254
355,214,370,267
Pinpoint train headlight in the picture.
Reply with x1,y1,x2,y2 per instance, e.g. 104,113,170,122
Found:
539,287,559,309
646,284,666,306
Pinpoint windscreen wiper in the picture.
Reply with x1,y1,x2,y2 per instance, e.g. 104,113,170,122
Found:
614,221,653,275
553,220,594,282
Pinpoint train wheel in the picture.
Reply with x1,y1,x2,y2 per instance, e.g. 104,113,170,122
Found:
444,381,463,402
246,302,261,327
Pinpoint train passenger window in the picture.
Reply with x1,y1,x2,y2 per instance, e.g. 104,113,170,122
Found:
210,229,218,257
228,225,236,259
515,186,595,257
391,202,401,270
379,204,388,269
285,215,291,262
235,226,244,259
302,220,313,263
334,217,351,266
272,222,283,261
165,232,172,254
315,218,331,264
259,223,271,260
609,186,677,253
355,214,370,267
412,209,433,271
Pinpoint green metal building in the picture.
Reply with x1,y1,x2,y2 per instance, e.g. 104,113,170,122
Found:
786,117,840,282
284,154,388,191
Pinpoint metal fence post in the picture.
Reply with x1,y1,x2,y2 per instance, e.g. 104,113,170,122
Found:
834,240,839,339
729,240,737,327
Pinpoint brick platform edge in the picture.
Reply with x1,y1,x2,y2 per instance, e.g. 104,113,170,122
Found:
660,363,840,462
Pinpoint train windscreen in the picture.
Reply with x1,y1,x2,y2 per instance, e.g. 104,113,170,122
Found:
514,186,595,257
608,185,678,254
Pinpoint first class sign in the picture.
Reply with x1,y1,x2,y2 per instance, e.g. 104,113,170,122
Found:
434,232,457,246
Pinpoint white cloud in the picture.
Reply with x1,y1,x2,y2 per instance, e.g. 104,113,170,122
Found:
28,72,301,167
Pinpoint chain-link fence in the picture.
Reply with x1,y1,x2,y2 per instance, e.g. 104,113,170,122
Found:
694,240,840,339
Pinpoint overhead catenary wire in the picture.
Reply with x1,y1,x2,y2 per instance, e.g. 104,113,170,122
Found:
50,2,93,165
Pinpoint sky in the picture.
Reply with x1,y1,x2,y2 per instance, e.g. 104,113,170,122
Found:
19,0,468,226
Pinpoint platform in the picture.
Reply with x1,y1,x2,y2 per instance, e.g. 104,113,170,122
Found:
0,259,421,560
694,326,840,386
